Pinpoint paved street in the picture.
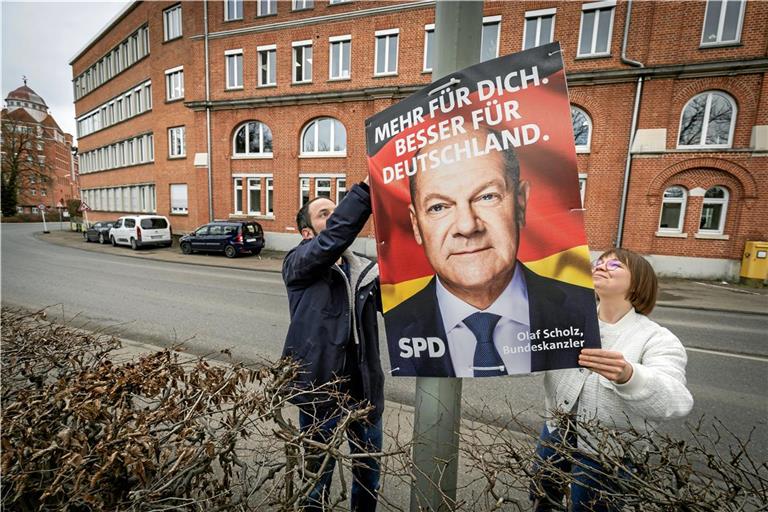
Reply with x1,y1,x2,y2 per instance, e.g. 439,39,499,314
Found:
2,222,767,459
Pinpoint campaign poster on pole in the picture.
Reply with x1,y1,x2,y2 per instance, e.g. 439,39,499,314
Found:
365,43,600,378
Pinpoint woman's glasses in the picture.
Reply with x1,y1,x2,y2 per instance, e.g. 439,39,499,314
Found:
592,258,623,271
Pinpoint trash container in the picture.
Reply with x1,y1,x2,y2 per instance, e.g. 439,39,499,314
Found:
740,241,768,286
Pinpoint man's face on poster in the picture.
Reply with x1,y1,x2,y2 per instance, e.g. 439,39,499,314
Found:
409,146,530,303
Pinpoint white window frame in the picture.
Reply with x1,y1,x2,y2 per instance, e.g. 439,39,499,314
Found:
571,106,592,153
523,8,556,50
423,24,435,73
578,173,587,208
165,66,184,101
292,40,313,84
292,0,313,11
315,178,331,199
168,126,186,158
300,117,347,157
163,4,182,42
374,29,399,77
481,15,501,62
658,186,688,233
170,183,188,214
698,186,729,235
577,0,616,58
258,45,277,86
232,121,274,158
257,0,277,16
299,177,310,206
234,177,243,214
225,0,243,21
700,0,745,47
266,177,274,215
336,178,347,204
225,49,244,90
676,91,737,149
329,0,351,4
329,35,351,80
247,177,262,215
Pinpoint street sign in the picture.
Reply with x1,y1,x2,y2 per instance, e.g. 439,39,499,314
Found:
56,201,64,209
78,202,91,212
37,204,46,211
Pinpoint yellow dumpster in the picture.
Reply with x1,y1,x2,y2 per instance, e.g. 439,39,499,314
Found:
740,241,768,285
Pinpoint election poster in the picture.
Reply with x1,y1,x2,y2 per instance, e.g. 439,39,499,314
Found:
365,42,601,378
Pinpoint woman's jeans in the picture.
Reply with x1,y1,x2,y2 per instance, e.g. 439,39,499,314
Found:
531,424,630,512
299,410,382,511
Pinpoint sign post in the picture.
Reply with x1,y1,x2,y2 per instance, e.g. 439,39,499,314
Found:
78,201,91,231
409,2,482,510
38,204,50,233
56,201,64,231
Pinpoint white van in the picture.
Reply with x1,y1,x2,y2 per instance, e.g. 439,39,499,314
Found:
109,215,172,250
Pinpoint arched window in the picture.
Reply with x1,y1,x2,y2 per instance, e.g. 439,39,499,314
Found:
300,117,346,156
699,186,729,234
571,106,592,152
677,92,736,148
658,186,687,233
233,121,273,157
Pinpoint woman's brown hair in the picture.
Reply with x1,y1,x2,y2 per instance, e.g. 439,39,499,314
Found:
598,248,658,315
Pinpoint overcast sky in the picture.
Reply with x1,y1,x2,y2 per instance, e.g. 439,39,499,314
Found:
2,1,129,144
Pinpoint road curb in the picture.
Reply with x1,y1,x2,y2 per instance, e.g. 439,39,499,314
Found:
655,302,765,317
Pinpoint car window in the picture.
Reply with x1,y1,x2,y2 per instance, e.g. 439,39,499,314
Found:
223,225,238,236
125,219,136,228
114,220,122,228
195,226,209,236
141,218,168,229
209,225,224,235
244,224,256,235
105,222,114,228
93,223,102,229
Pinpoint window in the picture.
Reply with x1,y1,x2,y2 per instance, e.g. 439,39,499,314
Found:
300,178,310,205
658,186,687,233
301,117,347,156
329,35,351,80
701,0,745,46
292,0,313,10
423,24,434,72
374,29,399,76
163,4,182,41
699,186,729,234
292,41,313,83
523,8,555,50
336,178,347,203
41,189,47,197
677,91,736,148
258,45,277,86
225,0,243,21
578,0,615,57
168,126,185,158
258,0,276,16
233,121,273,156
329,0,350,3
481,16,501,62
226,50,244,89
234,178,243,214
571,106,592,152
266,178,274,215
165,66,184,100
316,179,331,199
30,189,36,196
247,178,261,214
170,184,188,214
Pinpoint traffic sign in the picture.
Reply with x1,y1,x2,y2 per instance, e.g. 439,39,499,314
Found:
78,202,91,212
37,204,46,211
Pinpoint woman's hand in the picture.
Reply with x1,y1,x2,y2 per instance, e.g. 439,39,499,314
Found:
579,349,634,384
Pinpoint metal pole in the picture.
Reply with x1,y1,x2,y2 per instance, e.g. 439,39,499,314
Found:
409,2,483,511
42,210,49,234
59,208,63,231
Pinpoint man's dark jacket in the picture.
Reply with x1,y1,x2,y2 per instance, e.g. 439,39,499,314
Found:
281,184,384,421
386,265,600,377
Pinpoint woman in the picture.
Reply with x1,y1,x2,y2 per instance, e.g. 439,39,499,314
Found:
532,248,694,511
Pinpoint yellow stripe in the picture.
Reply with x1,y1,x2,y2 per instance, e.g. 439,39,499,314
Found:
381,276,432,313
522,245,594,289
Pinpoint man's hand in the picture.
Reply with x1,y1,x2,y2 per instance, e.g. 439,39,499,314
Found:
579,349,634,384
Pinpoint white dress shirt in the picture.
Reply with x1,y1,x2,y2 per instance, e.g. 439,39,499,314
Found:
436,262,532,377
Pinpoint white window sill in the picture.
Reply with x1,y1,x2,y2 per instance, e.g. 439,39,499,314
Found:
575,147,591,154
695,232,729,240
299,153,347,159
676,144,732,150
258,83,277,88
655,231,687,238
699,41,741,49
292,80,313,85
169,155,186,159
226,86,244,91
575,53,611,60
328,76,351,82
374,72,398,78
231,154,274,160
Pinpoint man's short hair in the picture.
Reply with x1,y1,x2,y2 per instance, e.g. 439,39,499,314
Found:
296,197,330,232
408,126,521,207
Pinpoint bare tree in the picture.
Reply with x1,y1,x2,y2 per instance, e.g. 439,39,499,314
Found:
1,118,53,216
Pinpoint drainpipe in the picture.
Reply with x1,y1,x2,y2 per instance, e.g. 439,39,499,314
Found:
615,0,644,248
204,0,214,222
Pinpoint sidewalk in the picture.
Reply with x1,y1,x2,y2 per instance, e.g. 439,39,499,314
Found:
40,229,768,315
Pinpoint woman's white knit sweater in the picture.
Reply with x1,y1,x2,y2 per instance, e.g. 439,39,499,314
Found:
543,308,694,453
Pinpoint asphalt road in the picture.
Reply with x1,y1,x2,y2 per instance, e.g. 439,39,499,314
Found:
3,222,767,459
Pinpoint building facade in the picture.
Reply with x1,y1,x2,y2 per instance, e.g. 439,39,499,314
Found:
70,0,767,279
2,83,79,214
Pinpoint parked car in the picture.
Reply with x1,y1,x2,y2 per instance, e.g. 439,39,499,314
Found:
179,221,264,258
109,215,172,250
83,220,117,244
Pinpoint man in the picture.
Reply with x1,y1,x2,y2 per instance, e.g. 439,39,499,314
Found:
387,128,599,377
282,178,384,511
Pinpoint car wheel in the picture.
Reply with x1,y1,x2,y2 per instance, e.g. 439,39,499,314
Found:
181,242,192,255
224,245,237,258
83,232,89,242
98,233,105,244
130,238,139,250
111,236,117,247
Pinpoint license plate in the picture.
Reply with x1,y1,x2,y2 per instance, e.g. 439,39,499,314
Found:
246,238,256,242
151,235,162,239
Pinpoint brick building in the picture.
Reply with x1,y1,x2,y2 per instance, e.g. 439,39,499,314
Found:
2,82,79,214
70,0,767,279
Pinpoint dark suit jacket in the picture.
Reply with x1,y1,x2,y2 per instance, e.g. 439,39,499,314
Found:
385,265,600,377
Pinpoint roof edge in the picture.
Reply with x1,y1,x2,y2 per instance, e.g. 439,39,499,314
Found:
69,1,140,66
